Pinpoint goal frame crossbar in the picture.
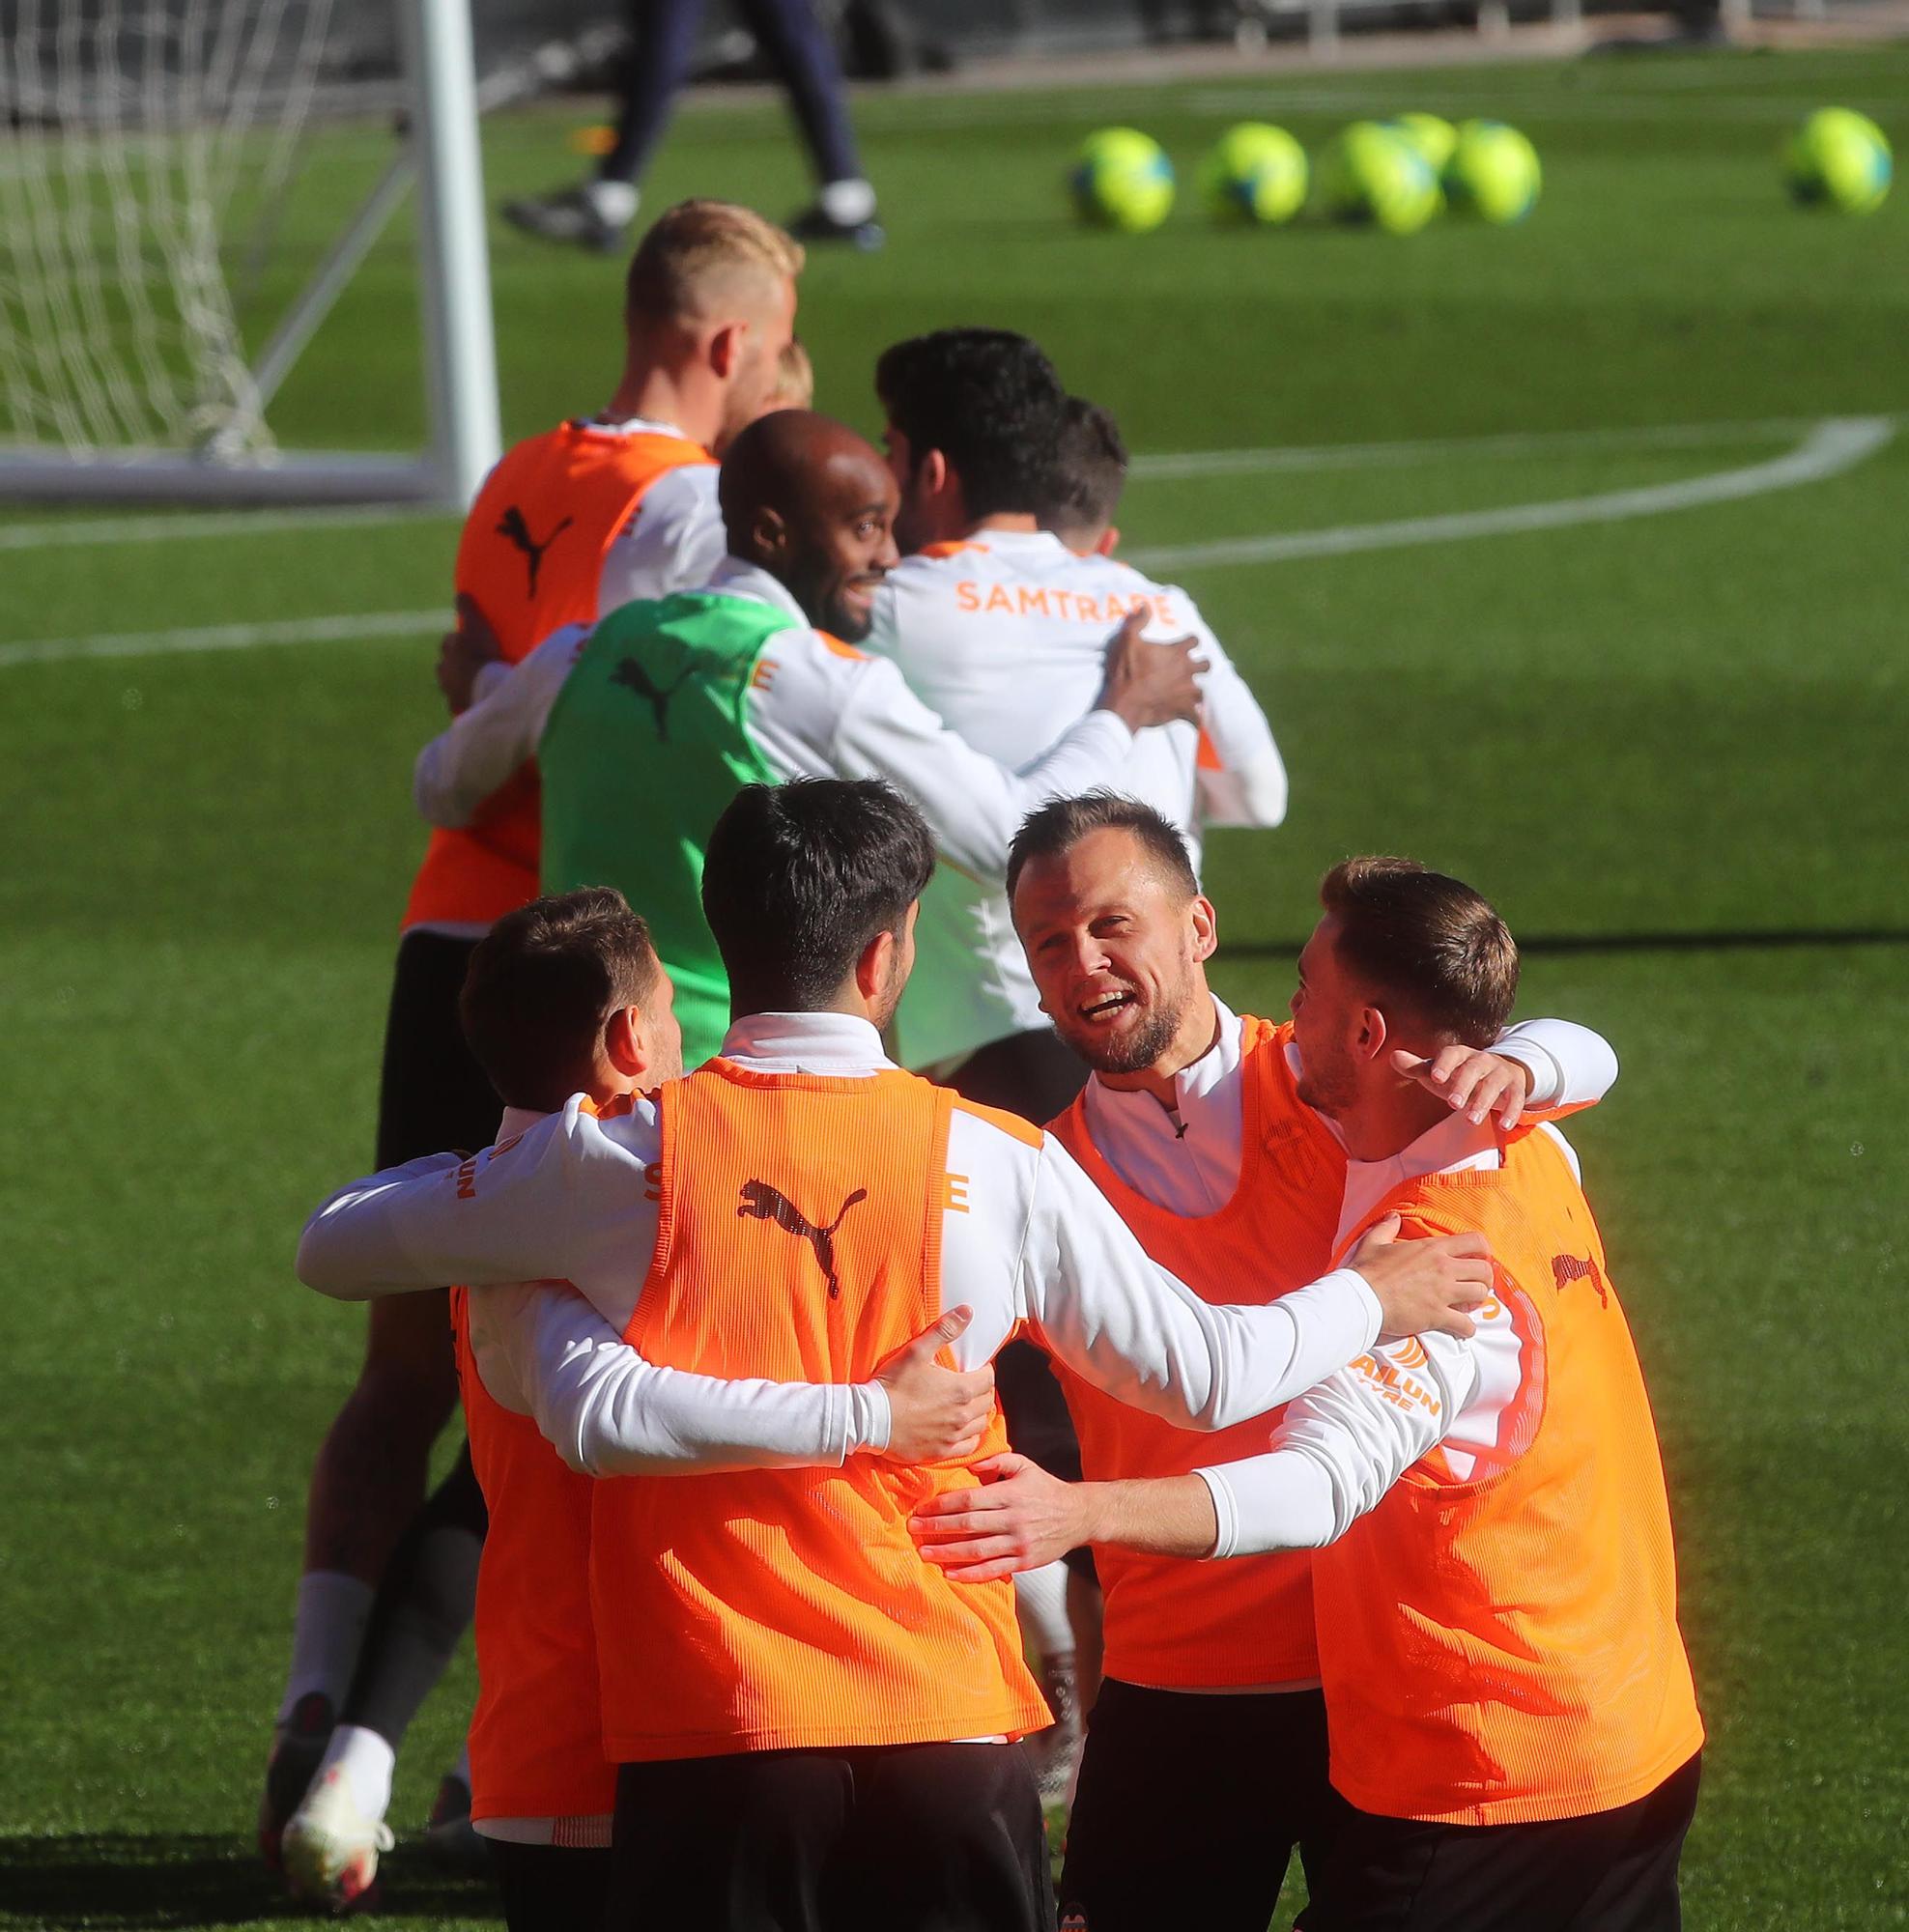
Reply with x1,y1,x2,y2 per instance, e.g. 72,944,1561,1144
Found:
0,0,501,510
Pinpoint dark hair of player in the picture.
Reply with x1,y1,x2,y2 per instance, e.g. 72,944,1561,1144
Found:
701,778,936,1017
1318,856,1520,1049
1039,396,1129,546
1005,790,1198,906
873,327,1067,520
459,888,662,1113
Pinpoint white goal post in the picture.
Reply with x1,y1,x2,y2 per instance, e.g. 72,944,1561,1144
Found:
0,0,500,507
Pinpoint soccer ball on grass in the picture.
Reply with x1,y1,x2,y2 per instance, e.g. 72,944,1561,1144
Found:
1443,120,1542,225
1315,122,1443,236
1070,128,1176,233
1199,123,1308,226
1781,108,1892,214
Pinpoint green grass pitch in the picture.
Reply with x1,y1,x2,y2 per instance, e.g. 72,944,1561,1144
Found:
2,42,1906,1929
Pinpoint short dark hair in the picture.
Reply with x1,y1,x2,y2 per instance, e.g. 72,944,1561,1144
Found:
700,779,936,1015
459,888,662,1112
874,328,1066,520
1039,396,1128,543
1006,791,1198,906
1318,857,1519,1048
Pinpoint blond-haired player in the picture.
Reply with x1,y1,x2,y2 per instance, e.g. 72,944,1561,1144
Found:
265,199,803,1903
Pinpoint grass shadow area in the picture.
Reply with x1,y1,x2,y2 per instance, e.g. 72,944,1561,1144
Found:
0,1834,499,1930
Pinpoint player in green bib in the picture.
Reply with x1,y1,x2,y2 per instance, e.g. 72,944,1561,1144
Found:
415,410,1209,1067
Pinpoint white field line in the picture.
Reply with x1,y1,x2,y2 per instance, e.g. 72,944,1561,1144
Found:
0,412,1846,552
2,416,1892,668
1127,415,1827,481
0,610,445,668
1125,416,1895,574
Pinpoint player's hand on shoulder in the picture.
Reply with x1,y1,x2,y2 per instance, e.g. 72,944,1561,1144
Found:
1392,1045,1530,1130
1351,1212,1493,1342
437,592,504,715
871,1305,996,1463
1097,608,1209,730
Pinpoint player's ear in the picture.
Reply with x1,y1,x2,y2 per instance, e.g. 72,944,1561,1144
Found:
604,1005,647,1080
707,319,745,381
919,447,950,499
855,927,896,1003
1095,526,1120,557
750,503,790,564
1189,894,1218,963
1354,1005,1390,1063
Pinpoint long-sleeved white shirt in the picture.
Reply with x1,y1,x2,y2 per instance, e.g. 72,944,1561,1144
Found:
298,1012,1391,1460
1197,1112,1585,1557
413,559,1143,892
862,529,1288,1069
1079,997,1618,1219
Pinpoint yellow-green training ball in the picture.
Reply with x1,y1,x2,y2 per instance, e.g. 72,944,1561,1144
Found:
1387,112,1460,174
1070,128,1176,233
1782,107,1892,214
1316,122,1443,236
1444,120,1542,224
1200,122,1309,226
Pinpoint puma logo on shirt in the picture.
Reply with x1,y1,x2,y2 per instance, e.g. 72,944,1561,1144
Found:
611,655,698,741
496,504,575,597
737,1180,869,1300
1552,1252,1609,1307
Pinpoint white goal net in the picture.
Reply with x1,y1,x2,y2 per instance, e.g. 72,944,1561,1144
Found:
0,0,498,504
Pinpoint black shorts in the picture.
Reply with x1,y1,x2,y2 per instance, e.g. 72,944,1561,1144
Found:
608,1742,1051,1932
1060,1680,1344,1932
1298,1752,1702,1932
376,929,505,1168
485,1838,613,1932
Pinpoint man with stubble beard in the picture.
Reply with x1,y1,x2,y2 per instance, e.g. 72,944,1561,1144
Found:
410,412,1209,1066
912,793,1621,1932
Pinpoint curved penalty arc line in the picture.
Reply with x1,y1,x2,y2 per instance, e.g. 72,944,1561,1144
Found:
1125,416,1896,577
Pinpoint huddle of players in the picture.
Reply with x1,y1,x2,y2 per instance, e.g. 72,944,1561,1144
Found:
269,198,1705,1930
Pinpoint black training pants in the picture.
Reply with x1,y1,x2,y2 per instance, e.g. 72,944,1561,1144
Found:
607,1741,1051,1932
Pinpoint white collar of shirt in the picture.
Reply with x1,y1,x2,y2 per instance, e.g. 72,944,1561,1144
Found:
719,1010,895,1075
703,555,810,626
1077,996,1247,1215
1335,1111,1503,1251
580,413,690,440
941,526,1071,563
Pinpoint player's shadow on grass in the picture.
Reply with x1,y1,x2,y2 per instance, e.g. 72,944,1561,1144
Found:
0,1833,498,1927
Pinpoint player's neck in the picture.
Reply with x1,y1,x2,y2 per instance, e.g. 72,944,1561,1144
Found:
965,511,1042,537
602,361,719,451
1337,1082,1451,1163
1096,990,1224,1108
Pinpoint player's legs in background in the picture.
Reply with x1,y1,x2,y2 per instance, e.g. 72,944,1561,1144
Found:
734,0,882,246
504,0,704,250
261,929,499,1869
830,1742,1051,1932
1061,1683,1331,1932
281,1450,490,1904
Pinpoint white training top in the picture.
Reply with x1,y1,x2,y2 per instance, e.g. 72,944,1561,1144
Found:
413,559,1143,893
862,529,1288,1070
296,1010,1388,1459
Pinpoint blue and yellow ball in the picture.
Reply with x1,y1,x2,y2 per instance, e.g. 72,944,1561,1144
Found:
1782,107,1892,214
1316,122,1443,236
1199,123,1309,226
1070,128,1176,233
1443,120,1542,224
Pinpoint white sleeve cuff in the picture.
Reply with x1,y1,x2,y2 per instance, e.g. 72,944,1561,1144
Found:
848,1381,893,1457
1197,1450,1340,1558
1333,1267,1383,1350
